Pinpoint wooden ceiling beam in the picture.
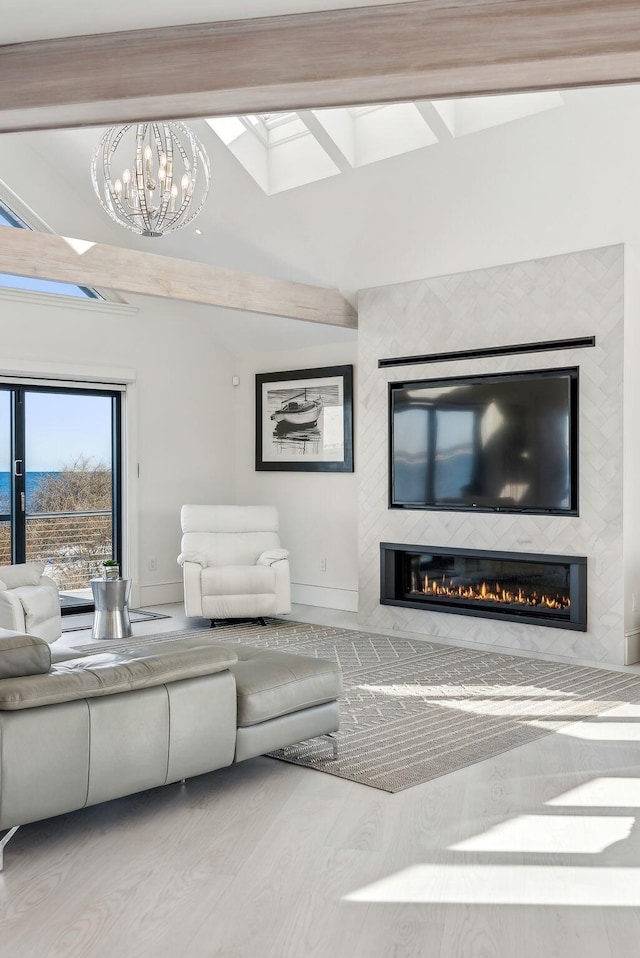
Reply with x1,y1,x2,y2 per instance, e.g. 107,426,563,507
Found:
2,1,640,133
0,229,357,327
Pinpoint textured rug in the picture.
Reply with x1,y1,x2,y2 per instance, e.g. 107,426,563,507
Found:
74,620,640,793
62,608,171,633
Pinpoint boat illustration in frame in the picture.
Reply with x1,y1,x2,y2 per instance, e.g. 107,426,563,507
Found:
256,365,354,472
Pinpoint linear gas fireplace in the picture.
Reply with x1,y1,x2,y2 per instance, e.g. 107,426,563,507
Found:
380,543,587,631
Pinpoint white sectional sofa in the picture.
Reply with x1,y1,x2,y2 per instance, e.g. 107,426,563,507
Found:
0,627,342,869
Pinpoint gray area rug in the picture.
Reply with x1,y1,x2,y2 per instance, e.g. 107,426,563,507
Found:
62,608,171,633
74,620,640,793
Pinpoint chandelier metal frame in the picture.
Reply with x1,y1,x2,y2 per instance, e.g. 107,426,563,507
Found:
91,121,211,237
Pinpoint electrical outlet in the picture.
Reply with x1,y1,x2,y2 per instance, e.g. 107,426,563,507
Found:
148,557,157,572
320,557,327,572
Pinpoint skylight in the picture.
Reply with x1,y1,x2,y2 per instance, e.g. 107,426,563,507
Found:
206,113,340,194
206,91,565,196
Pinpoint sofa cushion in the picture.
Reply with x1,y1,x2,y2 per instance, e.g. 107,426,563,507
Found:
0,628,51,679
0,562,45,589
218,645,343,727
0,640,238,710
12,584,61,643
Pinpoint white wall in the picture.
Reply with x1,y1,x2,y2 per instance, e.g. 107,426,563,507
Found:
0,288,237,606
233,340,358,612
623,245,640,660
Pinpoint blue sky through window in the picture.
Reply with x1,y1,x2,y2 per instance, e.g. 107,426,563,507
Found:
0,389,113,473
26,392,113,472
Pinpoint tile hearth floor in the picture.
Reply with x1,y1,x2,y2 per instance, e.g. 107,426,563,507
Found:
7,602,640,958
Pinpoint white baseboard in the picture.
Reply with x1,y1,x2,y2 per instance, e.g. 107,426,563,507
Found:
136,579,184,607
291,582,358,613
625,628,640,665
135,580,358,614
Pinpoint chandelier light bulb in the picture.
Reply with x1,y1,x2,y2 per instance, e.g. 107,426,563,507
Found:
91,121,211,237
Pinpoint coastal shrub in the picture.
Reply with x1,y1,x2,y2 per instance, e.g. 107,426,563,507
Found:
28,457,113,589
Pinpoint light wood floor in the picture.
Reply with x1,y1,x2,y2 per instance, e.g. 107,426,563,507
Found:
3,605,640,957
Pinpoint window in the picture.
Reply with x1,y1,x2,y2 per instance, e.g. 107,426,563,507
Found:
0,199,102,300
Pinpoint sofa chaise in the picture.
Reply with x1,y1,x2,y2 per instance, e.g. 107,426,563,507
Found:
0,627,342,869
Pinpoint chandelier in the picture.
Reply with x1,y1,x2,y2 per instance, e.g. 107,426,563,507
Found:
91,121,211,237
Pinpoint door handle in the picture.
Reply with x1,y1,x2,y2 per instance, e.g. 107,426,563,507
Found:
13,459,23,477
20,492,25,513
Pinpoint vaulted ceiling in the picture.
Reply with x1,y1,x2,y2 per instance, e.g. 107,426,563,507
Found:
2,3,640,356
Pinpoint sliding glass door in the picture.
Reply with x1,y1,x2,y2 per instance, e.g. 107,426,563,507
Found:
1,384,122,611
0,390,12,565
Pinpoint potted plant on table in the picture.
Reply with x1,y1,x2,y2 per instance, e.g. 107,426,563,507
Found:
102,559,120,580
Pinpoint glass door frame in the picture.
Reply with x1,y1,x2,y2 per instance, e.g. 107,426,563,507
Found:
2,382,123,614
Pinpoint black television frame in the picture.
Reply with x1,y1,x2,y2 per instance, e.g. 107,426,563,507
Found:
388,366,579,516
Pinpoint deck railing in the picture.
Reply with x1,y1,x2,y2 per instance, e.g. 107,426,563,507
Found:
0,510,112,590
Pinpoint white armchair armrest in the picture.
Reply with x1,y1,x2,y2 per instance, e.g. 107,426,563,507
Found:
0,590,27,633
177,551,209,568
256,551,291,614
181,560,204,617
38,574,60,594
257,549,290,567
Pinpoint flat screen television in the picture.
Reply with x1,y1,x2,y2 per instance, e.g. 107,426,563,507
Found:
389,367,578,514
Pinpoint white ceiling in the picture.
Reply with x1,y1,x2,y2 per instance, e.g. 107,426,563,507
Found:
2,0,417,44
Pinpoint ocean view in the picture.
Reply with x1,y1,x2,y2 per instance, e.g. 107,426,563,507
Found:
0,471,60,510
0,466,112,588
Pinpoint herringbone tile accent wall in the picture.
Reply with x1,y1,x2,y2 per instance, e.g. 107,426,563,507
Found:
357,246,625,665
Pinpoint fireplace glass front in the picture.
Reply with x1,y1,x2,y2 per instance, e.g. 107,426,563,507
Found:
380,544,587,631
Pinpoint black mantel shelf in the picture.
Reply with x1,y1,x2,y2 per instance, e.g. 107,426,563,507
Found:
378,335,596,369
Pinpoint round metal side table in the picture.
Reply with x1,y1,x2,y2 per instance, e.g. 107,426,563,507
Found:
91,577,132,640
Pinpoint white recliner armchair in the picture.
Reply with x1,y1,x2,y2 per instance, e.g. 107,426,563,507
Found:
0,562,62,643
178,505,291,621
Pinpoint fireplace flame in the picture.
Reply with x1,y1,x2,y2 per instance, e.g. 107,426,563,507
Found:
419,573,570,610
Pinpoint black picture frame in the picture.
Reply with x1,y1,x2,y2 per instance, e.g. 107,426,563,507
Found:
256,364,354,472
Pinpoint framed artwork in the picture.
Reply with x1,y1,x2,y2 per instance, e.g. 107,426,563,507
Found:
256,364,354,472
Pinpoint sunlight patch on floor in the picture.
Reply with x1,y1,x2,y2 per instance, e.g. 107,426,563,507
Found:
547,777,640,807
449,814,634,854
344,864,640,906
552,722,640,741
